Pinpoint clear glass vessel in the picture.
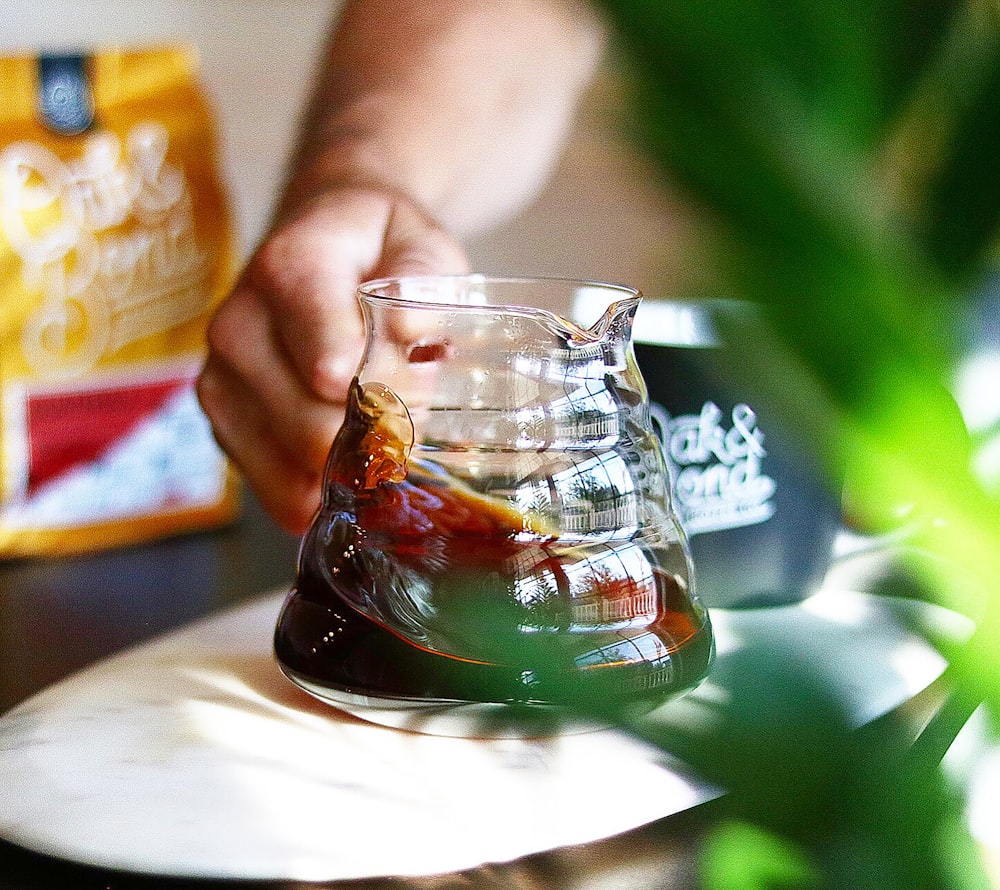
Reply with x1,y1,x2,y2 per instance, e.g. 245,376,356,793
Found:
274,276,713,736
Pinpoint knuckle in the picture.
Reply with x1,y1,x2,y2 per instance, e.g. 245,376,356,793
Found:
204,307,233,357
204,288,264,371
204,312,245,373
194,367,221,416
248,234,292,292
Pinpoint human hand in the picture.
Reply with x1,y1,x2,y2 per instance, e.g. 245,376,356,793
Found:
197,185,468,534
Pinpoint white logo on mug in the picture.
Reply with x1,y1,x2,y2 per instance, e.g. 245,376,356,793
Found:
652,400,776,535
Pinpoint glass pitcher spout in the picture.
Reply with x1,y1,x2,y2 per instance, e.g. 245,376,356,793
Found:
567,291,642,347
516,290,642,356
274,276,713,737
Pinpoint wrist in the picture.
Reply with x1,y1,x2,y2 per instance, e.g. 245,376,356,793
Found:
278,84,452,226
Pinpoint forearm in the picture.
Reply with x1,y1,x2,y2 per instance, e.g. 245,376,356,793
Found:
281,0,606,235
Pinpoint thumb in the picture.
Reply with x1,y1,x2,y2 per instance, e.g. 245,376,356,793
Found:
373,198,469,280
371,199,470,348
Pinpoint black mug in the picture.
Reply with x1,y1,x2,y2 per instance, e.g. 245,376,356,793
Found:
585,296,843,609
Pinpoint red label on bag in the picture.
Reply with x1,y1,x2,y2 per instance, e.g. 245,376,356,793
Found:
26,377,188,494
1,363,229,534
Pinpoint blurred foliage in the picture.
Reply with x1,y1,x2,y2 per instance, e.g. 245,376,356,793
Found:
591,0,1000,886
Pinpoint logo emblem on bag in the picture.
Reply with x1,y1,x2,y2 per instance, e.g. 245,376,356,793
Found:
0,122,209,377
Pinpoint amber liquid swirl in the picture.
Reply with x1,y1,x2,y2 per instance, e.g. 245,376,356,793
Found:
275,380,713,716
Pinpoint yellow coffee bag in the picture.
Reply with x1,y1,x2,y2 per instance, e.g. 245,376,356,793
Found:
0,45,239,556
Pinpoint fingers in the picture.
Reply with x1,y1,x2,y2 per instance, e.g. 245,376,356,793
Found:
198,184,469,533
199,284,345,533
248,194,379,401
375,199,469,279
372,199,470,348
262,188,468,399
204,285,343,473
197,361,324,534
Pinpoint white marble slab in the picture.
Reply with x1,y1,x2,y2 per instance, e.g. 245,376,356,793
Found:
0,588,964,882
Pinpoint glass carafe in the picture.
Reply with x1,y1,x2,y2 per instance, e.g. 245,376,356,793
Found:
274,276,713,736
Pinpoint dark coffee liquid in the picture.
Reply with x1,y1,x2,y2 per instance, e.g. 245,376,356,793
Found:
276,558,713,709
275,380,713,715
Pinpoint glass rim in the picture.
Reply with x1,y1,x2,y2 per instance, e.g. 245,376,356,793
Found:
357,273,641,313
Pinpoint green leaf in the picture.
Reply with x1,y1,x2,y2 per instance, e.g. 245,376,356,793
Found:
702,820,818,890
590,0,1000,885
